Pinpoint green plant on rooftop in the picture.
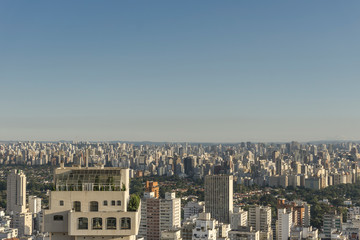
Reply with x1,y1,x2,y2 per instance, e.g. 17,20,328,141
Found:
127,194,140,211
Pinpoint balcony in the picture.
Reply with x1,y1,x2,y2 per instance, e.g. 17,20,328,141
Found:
68,210,139,236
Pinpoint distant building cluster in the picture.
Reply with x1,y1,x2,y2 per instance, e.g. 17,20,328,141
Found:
2,141,360,239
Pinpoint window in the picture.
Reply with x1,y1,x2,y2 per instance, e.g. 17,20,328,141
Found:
90,201,98,212
106,217,116,230
73,201,81,212
92,218,102,230
78,217,88,230
120,217,131,229
117,200,121,206
59,200,64,206
103,200,108,206
111,200,115,206
53,215,63,221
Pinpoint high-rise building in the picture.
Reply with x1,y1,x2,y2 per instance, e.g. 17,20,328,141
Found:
7,169,32,237
322,212,343,239
248,206,272,240
230,207,248,229
204,175,233,224
44,165,140,240
6,169,26,214
29,196,42,214
140,192,181,240
277,209,292,240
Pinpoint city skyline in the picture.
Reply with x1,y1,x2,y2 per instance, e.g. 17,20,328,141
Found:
1,1,360,142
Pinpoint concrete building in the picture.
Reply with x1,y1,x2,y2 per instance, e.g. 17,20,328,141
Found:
43,165,140,240
290,226,318,240
140,192,181,240
183,201,204,221
181,218,196,240
161,228,182,240
277,209,292,240
248,206,272,240
6,169,33,237
192,212,217,240
322,212,343,239
29,196,42,214
6,169,26,214
12,212,33,237
230,207,248,229
229,226,260,240
205,175,233,224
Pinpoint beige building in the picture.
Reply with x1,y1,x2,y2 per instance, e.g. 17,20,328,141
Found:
230,207,248,229
43,165,140,240
161,228,182,240
248,206,272,240
205,175,233,224
229,226,260,240
7,169,32,237
7,169,27,214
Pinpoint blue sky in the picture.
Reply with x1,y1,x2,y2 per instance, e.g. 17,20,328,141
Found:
0,1,359,142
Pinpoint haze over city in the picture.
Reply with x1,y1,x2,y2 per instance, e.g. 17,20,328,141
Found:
1,1,360,142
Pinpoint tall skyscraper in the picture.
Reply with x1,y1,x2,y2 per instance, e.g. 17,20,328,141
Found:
204,175,233,224
7,169,32,237
44,165,140,240
6,169,27,214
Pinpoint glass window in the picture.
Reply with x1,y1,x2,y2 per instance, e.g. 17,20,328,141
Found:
78,217,88,230
59,200,64,206
90,201,98,212
106,217,116,230
117,200,121,206
103,200,108,206
73,201,81,212
92,217,102,230
111,200,115,206
120,217,131,229
53,215,63,221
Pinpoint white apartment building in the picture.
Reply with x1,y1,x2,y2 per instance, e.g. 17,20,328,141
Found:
277,209,292,240
43,165,140,240
29,196,42,214
192,212,217,240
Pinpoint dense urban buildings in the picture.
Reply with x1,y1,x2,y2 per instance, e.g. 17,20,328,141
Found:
2,140,360,239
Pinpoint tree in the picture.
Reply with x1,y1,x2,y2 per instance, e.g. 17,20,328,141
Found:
128,194,140,211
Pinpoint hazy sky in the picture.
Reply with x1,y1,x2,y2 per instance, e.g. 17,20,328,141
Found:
1,1,360,142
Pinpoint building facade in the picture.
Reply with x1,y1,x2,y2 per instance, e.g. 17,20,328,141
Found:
204,175,233,224
43,165,140,240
